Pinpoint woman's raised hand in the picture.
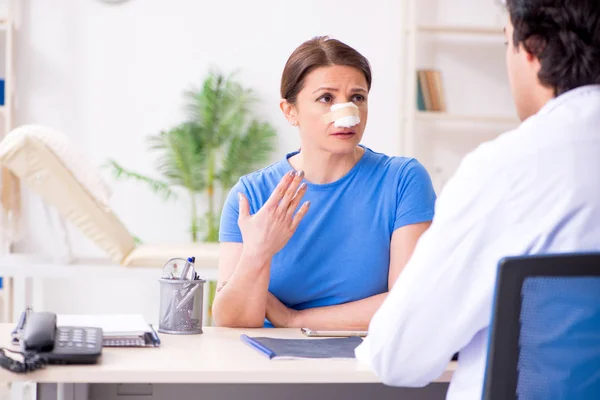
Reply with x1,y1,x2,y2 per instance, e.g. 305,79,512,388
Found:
238,170,310,259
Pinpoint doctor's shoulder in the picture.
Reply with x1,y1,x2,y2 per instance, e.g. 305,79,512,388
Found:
440,126,533,192
462,124,536,173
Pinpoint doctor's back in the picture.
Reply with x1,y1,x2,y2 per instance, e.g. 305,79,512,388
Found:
442,84,600,399
355,1,600,399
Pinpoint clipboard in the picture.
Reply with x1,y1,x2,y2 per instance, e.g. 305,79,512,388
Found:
56,314,161,348
103,325,161,347
240,334,362,359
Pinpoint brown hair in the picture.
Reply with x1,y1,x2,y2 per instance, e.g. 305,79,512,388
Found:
280,36,372,104
506,0,600,95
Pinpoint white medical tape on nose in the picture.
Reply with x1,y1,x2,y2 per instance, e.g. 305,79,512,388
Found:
321,102,361,128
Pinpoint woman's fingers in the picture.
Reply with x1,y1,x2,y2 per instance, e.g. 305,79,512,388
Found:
285,182,307,221
290,201,311,231
277,170,304,215
237,192,250,222
264,171,295,210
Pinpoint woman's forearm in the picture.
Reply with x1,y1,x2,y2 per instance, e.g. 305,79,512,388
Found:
295,293,388,330
212,250,272,328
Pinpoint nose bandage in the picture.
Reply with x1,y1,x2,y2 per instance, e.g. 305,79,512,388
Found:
321,102,360,128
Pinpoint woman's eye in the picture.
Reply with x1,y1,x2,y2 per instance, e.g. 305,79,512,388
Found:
352,94,365,102
318,94,333,103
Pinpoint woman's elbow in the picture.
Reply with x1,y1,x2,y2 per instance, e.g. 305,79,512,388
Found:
212,302,264,328
213,316,264,328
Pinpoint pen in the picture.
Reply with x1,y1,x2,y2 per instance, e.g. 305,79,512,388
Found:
175,283,202,311
148,324,161,346
240,334,276,359
179,257,195,280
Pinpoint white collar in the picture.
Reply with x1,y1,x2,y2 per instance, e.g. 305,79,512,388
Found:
537,84,600,116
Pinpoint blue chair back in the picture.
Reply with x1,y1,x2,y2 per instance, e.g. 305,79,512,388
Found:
482,253,600,399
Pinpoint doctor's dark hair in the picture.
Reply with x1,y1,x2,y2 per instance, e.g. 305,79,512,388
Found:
506,0,600,96
280,36,372,105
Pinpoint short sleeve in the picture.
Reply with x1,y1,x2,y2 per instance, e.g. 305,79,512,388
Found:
218,179,248,243
394,159,436,231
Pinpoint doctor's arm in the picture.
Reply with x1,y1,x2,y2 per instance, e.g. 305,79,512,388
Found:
355,156,512,387
265,221,431,330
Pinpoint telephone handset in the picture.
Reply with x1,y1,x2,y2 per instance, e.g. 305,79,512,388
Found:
21,312,103,365
22,312,57,353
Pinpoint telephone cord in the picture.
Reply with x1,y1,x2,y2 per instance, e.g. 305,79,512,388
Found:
0,348,47,373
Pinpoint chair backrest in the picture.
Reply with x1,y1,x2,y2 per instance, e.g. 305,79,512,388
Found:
482,253,600,400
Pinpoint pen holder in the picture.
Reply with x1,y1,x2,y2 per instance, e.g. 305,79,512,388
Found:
158,278,205,334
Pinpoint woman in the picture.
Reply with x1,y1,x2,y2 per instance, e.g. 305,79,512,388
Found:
212,36,436,329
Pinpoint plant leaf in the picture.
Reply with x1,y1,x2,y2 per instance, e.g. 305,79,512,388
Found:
146,123,207,192
218,119,277,191
184,68,257,150
104,159,177,201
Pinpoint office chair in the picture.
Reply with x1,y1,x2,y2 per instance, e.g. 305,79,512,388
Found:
482,253,600,400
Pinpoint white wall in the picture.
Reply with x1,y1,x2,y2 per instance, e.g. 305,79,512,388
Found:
14,0,407,256
9,0,514,319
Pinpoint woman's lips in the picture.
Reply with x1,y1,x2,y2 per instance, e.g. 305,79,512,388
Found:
331,131,356,138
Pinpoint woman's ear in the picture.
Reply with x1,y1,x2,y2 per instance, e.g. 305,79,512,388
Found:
280,99,299,127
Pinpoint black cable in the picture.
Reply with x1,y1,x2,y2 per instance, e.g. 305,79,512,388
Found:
0,348,47,373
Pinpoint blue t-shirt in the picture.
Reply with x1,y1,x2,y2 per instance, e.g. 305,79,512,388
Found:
219,146,436,312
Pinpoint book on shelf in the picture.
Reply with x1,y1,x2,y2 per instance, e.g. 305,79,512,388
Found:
416,69,446,112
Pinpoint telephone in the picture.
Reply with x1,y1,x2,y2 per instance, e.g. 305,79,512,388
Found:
21,311,103,365
1,311,103,373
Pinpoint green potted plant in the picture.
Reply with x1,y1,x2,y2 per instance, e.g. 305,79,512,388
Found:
107,68,277,243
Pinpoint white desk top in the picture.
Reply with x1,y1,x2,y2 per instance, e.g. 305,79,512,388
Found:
0,326,456,384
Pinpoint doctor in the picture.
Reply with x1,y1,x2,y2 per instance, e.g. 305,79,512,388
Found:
355,0,600,399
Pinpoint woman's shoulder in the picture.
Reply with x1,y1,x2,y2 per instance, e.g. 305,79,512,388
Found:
362,147,429,177
232,158,289,196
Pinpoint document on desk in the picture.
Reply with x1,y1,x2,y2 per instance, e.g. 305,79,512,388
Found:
241,335,363,360
57,314,160,347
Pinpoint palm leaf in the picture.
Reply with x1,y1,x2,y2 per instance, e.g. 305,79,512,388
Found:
184,69,257,150
218,119,277,191
147,123,207,192
104,159,177,201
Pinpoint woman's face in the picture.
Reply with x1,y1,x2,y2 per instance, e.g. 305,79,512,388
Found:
282,65,369,155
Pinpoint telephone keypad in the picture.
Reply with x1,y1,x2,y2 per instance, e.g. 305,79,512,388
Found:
56,327,102,354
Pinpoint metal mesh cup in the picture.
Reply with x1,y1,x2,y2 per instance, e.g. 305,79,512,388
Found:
158,278,205,334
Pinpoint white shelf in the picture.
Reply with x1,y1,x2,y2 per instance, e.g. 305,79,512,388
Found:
417,25,505,36
416,111,519,124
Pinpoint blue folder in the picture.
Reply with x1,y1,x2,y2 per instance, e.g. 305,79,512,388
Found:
240,334,363,359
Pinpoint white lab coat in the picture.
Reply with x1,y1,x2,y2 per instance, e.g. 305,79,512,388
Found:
355,85,600,400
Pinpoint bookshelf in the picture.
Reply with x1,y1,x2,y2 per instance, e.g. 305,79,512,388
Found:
416,25,505,36
415,111,518,124
0,0,17,325
400,0,518,193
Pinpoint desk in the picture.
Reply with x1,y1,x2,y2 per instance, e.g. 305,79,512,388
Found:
0,325,456,400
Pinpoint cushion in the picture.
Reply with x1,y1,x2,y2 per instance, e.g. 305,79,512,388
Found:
0,125,135,263
122,242,220,268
